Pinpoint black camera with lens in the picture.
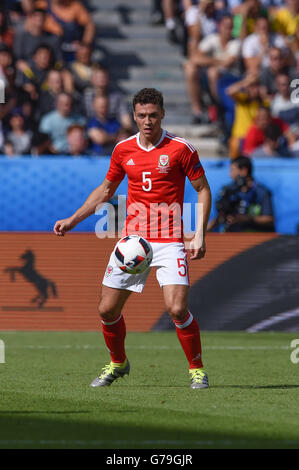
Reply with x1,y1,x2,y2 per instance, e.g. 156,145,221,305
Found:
216,176,248,225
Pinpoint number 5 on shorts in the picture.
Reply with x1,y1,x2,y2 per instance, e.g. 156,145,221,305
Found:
177,258,187,277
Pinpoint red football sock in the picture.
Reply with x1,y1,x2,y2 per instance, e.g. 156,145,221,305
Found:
173,312,203,369
101,313,126,364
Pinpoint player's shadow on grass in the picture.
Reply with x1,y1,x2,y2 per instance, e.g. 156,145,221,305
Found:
213,385,299,390
1,413,298,449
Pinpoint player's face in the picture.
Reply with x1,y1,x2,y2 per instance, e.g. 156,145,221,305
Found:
133,103,165,140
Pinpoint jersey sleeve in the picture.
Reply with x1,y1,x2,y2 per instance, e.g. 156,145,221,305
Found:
179,146,205,181
105,145,126,182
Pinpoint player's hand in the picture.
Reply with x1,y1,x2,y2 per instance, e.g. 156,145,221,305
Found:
189,238,206,260
53,218,75,236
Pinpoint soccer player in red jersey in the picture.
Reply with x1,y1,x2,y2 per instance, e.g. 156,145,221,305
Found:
54,88,212,389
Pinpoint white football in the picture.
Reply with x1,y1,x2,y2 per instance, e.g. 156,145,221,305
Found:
114,235,153,274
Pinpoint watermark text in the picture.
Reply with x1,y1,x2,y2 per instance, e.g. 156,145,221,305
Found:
0,79,5,104
290,339,299,364
0,340,5,364
290,78,299,105
94,196,204,249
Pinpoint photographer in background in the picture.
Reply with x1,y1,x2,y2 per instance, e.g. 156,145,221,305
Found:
208,156,275,232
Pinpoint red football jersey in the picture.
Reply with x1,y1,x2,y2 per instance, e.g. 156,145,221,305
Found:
106,130,205,242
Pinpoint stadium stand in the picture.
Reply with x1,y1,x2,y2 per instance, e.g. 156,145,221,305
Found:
0,0,298,155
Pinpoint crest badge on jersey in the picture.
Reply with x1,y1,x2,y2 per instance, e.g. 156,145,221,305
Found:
157,155,170,174
158,155,169,167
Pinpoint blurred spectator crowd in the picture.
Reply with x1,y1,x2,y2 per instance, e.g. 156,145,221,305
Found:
0,0,298,159
0,0,133,157
152,0,299,158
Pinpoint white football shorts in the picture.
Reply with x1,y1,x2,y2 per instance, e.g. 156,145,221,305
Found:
102,242,189,293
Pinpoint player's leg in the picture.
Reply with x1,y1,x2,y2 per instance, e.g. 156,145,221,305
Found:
99,285,132,362
91,246,151,388
90,286,132,388
154,241,208,389
163,284,203,369
163,284,208,389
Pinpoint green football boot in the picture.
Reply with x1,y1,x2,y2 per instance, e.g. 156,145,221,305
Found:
90,359,130,387
189,368,209,389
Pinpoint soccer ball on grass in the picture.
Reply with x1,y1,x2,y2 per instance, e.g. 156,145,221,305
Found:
114,235,153,274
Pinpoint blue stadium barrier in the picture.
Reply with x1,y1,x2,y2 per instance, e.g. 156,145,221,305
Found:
0,156,298,234
185,158,299,234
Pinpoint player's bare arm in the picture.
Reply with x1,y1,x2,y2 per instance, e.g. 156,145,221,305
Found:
190,174,212,260
53,178,121,236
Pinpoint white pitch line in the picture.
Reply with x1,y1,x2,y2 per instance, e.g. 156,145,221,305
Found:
1,345,291,350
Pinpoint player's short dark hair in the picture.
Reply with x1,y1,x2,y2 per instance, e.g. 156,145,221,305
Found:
133,88,164,110
231,156,253,177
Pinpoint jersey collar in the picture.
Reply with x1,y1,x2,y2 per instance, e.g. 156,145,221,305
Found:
136,129,166,152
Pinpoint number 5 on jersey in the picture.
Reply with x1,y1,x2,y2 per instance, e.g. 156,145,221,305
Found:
142,171,152,192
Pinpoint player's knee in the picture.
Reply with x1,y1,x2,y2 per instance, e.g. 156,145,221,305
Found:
98,302,119,322
168,304,188,322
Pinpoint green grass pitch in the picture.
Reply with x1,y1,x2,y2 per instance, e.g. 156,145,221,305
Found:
0,331,299,449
